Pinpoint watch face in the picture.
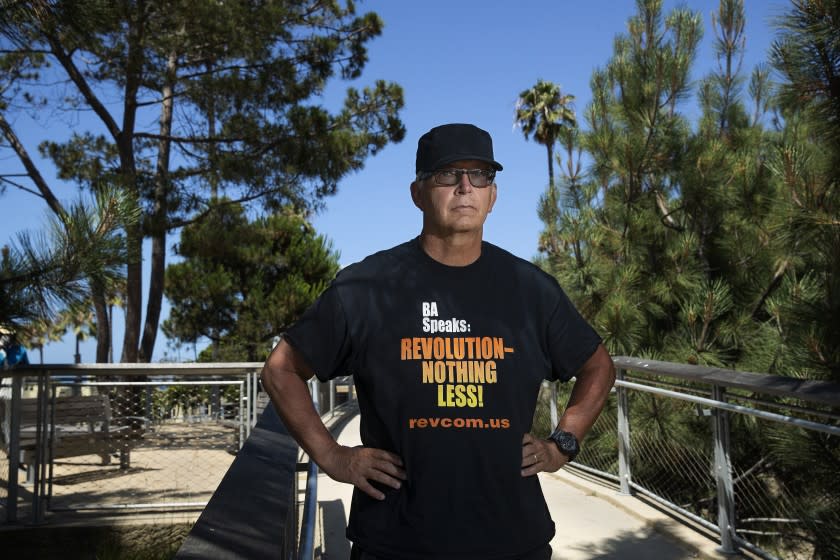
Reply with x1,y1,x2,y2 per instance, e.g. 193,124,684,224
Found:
552,430,579,458
558,434,576,452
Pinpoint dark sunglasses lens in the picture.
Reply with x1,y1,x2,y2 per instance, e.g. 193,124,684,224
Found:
468,171,488,187
436,170,458,185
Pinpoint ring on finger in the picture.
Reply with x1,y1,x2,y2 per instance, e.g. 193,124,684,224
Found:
534,453,538,463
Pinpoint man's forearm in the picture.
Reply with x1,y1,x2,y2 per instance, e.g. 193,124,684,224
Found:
261,341,407,499
557,344,616,439
261,353,339,467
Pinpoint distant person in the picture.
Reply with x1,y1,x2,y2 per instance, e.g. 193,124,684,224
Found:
0,327,29,369
1,326,29,401
262,123,616,559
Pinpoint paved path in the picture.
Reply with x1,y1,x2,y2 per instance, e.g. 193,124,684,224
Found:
317,414,735,560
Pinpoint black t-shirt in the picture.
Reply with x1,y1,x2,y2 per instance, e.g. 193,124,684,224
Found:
285,238,601,560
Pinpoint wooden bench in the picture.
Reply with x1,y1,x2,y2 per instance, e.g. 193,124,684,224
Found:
1,394,136,483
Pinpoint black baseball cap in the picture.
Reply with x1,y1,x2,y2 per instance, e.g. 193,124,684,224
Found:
415,123,503,174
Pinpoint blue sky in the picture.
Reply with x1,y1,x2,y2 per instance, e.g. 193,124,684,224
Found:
1,0,787,363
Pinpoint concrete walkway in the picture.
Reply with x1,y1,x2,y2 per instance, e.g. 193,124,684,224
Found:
317,413,739,560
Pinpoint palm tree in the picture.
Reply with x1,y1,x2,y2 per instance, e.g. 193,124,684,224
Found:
515,80,578,425
26,317,66,364
515,80,578,262
514,79,577,189
106,288,125,363
59,304,95,364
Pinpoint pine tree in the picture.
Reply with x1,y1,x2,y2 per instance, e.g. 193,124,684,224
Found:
525,1,839,555
769,0,840,383
163,200,340,362
563,0,704,357
0,0,404,362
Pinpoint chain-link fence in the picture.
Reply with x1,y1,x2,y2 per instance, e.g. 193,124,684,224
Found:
1,364,262,524
533,361,840,560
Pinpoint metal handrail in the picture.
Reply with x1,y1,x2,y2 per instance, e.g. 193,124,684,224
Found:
612,356,840,406
604,357,840,560
615,379,840,437
296,381,358,559
4,363,264,376
297,459,319,560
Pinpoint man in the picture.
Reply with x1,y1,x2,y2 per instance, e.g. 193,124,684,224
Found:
261,123,615,559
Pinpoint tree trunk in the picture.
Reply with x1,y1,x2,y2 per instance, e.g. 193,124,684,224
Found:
546,142,555,189
119,8,146,363
108,304,114,363
142,234,166,362
92,283,110,363
140,49,177,363
74,334,81,364
121,224,142,363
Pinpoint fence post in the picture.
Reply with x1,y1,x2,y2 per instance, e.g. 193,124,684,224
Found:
7,375,22,523
712,384,736,554
33,371,48,523
246,374,252,438
239,380,246,450
616,368,632,495
252,371,259,427
329,379,335,417
309,379,320,414
549,382,559,429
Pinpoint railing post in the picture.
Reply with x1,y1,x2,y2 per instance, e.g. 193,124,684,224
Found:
549,381,558,429
712,384,736,554
252,371,259,427
309,378,320,413
244,374,252,438
616,368,632,495
7,375,22,523
298,459,319,560
329,379,335,418
32,371,48,523
239,380,245,450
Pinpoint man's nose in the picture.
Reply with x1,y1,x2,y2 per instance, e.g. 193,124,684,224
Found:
455,172,473,193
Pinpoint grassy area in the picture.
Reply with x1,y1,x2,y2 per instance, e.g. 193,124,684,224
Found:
0,522,193,560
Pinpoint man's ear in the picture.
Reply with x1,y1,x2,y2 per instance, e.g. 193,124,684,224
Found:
488,183,498,213
410,181,424,211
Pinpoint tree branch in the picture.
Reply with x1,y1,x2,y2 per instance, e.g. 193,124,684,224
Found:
0,112,67,220
42,32,122,143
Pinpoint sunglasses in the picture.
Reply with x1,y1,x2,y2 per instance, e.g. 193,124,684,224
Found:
418,168,496,188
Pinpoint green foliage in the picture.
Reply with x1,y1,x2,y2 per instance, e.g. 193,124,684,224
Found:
0,186,137,339
0,0,404,361
524,1,840,556
163,199,339,362
768,0,840,382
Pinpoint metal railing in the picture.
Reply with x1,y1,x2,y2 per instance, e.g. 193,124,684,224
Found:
298,376,357,560
173,372,355,560
1,363,263,525
8,358,837,559
533,357,840,560
2,362,356,559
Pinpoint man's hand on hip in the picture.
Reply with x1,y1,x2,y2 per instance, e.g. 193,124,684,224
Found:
520,433,567,477
320,444,407,500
